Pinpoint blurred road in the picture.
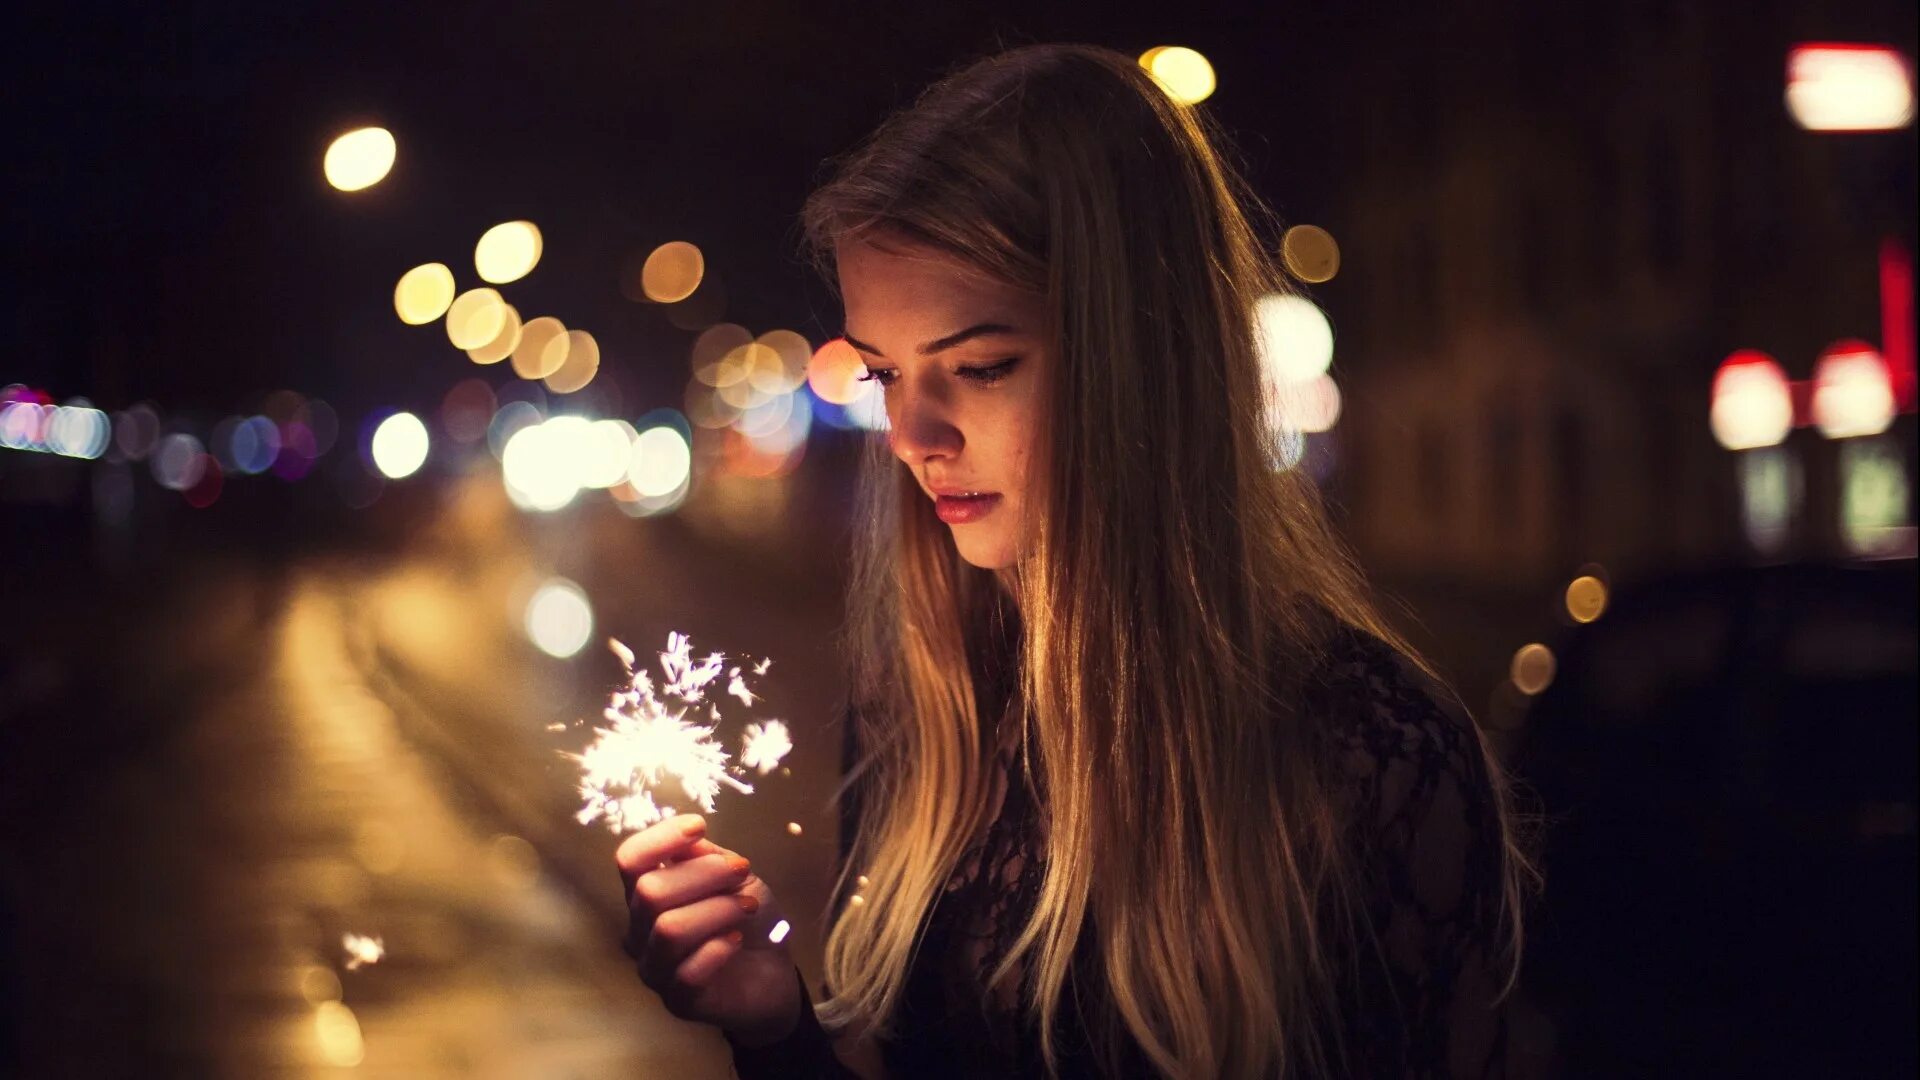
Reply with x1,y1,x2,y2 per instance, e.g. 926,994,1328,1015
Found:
0,467,855,1078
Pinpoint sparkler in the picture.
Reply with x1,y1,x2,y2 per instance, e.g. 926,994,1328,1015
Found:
342,933,384,971
572,632,793,834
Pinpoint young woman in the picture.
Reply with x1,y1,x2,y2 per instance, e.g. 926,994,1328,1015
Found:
615,43,1535,1079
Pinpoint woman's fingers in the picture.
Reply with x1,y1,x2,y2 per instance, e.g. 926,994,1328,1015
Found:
631,851,753,914
615,814,709,888
674,929,745,987
642,891,759,984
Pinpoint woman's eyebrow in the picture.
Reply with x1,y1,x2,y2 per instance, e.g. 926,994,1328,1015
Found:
841,322,1021,360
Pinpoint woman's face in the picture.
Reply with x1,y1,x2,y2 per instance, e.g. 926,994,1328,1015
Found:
837,237,1051,571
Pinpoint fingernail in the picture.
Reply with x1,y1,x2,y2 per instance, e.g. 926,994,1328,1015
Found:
725,929,744,945
725,856,751,875
680,816,705,838
738,894,761,914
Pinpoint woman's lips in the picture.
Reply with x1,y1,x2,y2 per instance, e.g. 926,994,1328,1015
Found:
934,492,1002,524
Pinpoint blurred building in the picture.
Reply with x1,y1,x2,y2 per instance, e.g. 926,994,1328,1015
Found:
1331,2,1917,595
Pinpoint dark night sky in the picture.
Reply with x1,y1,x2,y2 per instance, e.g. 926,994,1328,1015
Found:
5,2,1363,428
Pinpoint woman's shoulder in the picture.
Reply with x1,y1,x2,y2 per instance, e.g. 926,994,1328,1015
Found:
1297,622,1497,844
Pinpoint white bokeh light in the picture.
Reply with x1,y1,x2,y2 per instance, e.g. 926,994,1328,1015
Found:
525,578,594,659
370,412,430,479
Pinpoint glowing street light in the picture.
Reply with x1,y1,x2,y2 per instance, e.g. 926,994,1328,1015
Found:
1811,340,1896,439
1710,350,1794,450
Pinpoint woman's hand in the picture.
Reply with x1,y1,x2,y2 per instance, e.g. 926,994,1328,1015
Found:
615,813,801,1046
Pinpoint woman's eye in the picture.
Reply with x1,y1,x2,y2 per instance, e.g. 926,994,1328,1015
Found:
958,357,1020,384
855,367,898,386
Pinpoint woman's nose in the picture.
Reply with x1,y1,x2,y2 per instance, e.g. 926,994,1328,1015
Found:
886,389,962,466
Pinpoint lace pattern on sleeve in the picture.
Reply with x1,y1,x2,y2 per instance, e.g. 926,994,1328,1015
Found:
1311,630,1514,1078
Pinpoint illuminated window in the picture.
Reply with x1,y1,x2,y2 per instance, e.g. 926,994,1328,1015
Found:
1840,436,1914,557
1739,446,1802,556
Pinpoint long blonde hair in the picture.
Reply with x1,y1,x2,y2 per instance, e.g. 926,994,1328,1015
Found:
802,43,1531,1078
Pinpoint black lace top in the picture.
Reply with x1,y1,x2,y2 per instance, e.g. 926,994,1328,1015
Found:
728,627,1514,1078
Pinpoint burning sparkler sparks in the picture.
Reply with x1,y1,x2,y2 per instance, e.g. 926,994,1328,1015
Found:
342,933,385,971
740,720,793,775
571,632,794,834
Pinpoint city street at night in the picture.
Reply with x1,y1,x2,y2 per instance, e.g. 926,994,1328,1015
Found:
4,3,1915,1077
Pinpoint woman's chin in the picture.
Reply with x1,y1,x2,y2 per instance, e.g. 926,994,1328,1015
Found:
952,534,1017,571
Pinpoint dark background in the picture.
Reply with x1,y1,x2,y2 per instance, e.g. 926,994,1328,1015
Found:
3,2,1915,1076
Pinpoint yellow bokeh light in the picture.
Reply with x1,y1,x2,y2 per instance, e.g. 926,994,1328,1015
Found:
1141,46,1216,105
1281,225,1341,284
1510,643,1558,696
323,126,396,192
394,262,455,325
474,220,544,285
1565,575,1609,623
299,965,343,1006
643,241,706,303
314,1001,365,1067
512,317,571,381
370,412,430,479
692,323,753,385
466,304,523,365
445,288,507,351
753,330,812,394
543,329,601,394
808,338,872,405
487,834,541,890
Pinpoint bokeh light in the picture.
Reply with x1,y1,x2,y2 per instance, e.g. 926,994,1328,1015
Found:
323,126,396,192
370,412,430,479
441,379,497,444
1711,349,1794,450
1254,294,1335,384
183,455,223,508
313,1001,365,1067
512,317,571,381
394,263,456,325
808,338,872,406
1270,373,1343,434
296,399,339,455
544,329,601,394
152,433,207,490
1510,643,1558,696
525,578,594,659
580,419,637,489
114,404,160,459
474,221,544,285
488,399,544,460
1786,44,1915,132
1811,339,1896,439
466,304,524,366
628,426,692,498
1565,575,1609,623
1140,46,1217,105
502,418,585,511
642,241,705,303
753,330,813,394
1281,225,1341,284
231,416,282,474
446,288,507,351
